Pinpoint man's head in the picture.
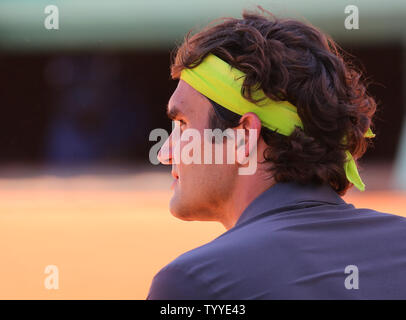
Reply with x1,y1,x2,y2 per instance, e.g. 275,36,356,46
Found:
158,7,376,226
160,79,265,226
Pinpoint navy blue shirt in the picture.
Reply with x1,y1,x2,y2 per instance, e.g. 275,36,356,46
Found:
147,182,406,299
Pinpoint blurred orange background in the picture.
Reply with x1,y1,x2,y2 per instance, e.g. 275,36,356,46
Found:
0,165,405,300
1,0,406,300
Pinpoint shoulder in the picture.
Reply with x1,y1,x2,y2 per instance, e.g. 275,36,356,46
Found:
146,222,276,300
147,261,210,300
146,239,227,300
349,207,406,226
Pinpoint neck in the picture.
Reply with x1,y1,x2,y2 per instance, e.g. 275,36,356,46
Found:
219,168,276,230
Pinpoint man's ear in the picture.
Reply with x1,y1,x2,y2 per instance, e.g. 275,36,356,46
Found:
235,112,261,157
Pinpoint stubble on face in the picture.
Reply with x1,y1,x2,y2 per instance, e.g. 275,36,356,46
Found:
167,80,239,223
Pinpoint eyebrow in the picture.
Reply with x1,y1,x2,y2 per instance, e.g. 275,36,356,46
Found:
166,104,185,120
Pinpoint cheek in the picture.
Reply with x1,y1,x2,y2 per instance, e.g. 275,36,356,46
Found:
176,129,237,184
176,128,206,167
178,162,204,187
203,131,238,166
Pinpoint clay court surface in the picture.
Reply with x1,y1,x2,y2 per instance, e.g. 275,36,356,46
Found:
0,165,405,299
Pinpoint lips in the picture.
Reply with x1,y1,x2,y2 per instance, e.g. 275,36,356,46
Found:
171,170,179,180
171,170,179,190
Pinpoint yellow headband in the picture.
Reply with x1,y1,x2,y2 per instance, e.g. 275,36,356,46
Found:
180,53,375,192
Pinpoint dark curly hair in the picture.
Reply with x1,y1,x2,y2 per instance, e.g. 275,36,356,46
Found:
170,7,377,196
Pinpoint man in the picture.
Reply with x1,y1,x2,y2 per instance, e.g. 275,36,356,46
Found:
147,8,406,299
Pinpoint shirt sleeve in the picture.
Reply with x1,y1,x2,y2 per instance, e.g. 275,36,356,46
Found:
146,264,213,300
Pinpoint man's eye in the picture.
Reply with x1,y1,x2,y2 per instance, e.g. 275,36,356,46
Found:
172,119,187,131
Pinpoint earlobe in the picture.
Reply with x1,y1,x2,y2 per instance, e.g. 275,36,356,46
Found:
237,137,245,148
235,127,259,175
235,128,257,160
240,112,261,157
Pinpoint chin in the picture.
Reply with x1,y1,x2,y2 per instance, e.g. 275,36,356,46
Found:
169,207,197,222
169,194,213,222
169,196,218,223
169,195,195,221
170,211,196,221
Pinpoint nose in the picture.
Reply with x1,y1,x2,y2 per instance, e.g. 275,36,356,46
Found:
157,135,172,165
158,121,181,165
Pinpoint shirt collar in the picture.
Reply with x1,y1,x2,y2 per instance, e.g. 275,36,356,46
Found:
234,181,347,227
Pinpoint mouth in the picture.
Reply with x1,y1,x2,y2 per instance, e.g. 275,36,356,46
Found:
171,170,179,180
171,170,179,190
